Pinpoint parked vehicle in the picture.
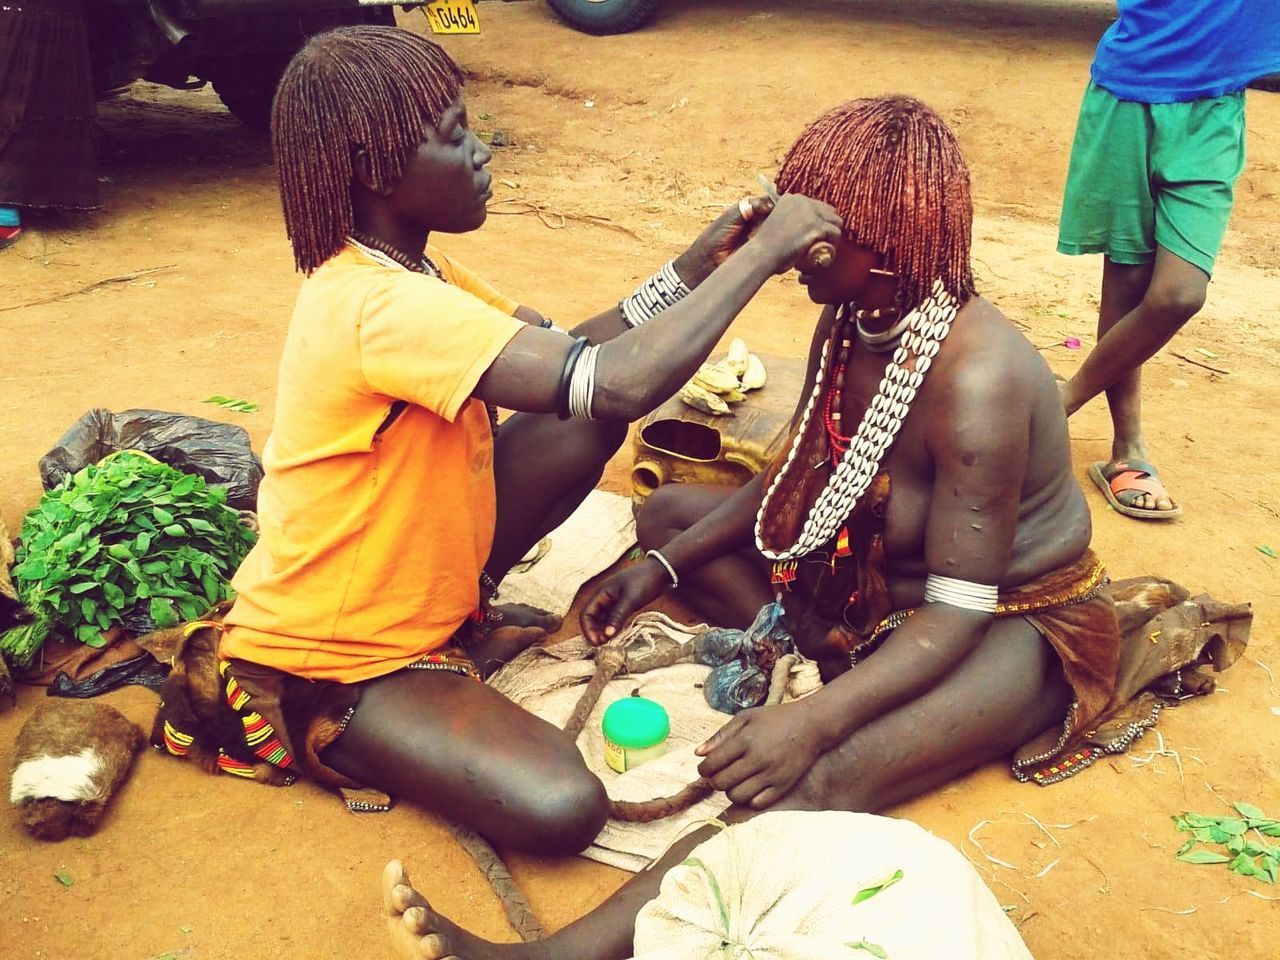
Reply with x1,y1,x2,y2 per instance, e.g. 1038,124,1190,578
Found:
88,0,420,130
547,0,658,35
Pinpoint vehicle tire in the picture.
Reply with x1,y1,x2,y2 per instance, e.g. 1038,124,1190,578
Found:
211,53,293,133
547,0,659,35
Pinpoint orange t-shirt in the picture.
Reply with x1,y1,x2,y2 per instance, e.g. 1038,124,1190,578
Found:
220,244,525,683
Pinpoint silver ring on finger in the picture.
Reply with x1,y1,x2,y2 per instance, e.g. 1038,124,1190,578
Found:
738,197,755,222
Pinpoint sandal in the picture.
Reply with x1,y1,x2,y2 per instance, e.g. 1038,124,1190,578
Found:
1088,459,1182,521
0,224,22,250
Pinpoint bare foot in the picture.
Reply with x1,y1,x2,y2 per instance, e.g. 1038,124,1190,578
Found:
467,625,547,679
382,860,512,960
464,603,561,678
492,602,562,633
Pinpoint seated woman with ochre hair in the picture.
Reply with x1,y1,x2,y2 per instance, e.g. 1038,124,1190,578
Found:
154,25,842,854
361,96,1245,960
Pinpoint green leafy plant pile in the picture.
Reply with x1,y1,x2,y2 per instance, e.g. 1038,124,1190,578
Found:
1174,804,1280,883
0,452,256,666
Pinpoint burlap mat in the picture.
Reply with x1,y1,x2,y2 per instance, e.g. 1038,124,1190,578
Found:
490,627,729,871
499,489,637,620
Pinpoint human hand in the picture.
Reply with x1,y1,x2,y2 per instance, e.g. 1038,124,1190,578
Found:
748,194,844,274
673,196,774,287
695,700,825,808
579,556,671,645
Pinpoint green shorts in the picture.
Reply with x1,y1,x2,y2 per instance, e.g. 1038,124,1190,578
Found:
1057,81,1246,276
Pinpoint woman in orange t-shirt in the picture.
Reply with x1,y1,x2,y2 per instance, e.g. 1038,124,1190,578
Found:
204,26,841,854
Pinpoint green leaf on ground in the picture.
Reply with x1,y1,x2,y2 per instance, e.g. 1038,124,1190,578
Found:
1175,849,1232,865
202,396,261,414
1259,545,1278,559
54,869,74,887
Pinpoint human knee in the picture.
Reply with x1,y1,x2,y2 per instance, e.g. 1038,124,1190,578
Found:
1143,278,1206,328
635,484,689,551
517,770,609,855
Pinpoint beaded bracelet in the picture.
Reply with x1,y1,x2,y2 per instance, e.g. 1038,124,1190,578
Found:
619,260,692,328
556,336,590,421
645,549,679,589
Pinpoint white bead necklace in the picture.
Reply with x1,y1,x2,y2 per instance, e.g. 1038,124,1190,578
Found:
755,280,959,560
346,234,443,279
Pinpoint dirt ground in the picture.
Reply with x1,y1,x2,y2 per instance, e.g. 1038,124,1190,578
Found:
2,1,1279,957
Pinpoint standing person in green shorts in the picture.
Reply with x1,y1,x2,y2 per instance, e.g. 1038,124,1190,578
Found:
1057,0,1280,520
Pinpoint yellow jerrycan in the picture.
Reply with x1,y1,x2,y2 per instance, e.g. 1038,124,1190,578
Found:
630,354,808,512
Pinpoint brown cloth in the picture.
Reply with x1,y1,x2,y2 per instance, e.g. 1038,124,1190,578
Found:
776,473,1251,786
12,630,147,686
0,0,99,210
1013,573,1250,783
138,606,478,812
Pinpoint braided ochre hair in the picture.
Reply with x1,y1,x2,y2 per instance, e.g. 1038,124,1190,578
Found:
776,96,976,309
271,26,465,274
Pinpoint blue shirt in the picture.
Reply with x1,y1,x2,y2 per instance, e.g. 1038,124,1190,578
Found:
1092,0,1280,103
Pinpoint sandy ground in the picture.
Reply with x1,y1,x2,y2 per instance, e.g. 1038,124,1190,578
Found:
2,1,1279,957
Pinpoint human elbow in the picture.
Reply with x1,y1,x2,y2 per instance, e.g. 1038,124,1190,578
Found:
593,352,658,421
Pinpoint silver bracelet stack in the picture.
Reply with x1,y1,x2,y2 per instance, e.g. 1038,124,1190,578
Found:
567,343,601,419
645,549,679,589
923,574,998,613
620,260,692,328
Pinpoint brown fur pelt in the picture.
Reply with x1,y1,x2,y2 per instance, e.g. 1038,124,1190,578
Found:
10,700,144,841
135,602,290,786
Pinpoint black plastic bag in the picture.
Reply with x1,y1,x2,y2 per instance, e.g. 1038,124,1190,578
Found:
39,408,263,510
46,654,170,699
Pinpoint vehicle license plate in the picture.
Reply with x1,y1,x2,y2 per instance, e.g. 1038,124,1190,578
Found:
422,0,480,34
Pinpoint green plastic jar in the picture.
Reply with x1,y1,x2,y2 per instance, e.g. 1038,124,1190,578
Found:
602,696,670,773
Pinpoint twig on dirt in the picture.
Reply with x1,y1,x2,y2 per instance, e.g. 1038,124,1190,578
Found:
1248,655,1279,698
0,264,176,313
1129,730,1185,782
1204,782,1235,809
972,256,1009,282
485,197,641,239
962,819,1025,880
1253,499,1280,520
1140,906,1198,916
1169,350,1231,375
1082,854,1112,894
1033,858,1061,879
1011,811,1063,848
965,820,1020,871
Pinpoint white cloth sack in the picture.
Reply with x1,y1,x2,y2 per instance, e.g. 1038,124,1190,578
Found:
630,811,1034,960
498,489,636,619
